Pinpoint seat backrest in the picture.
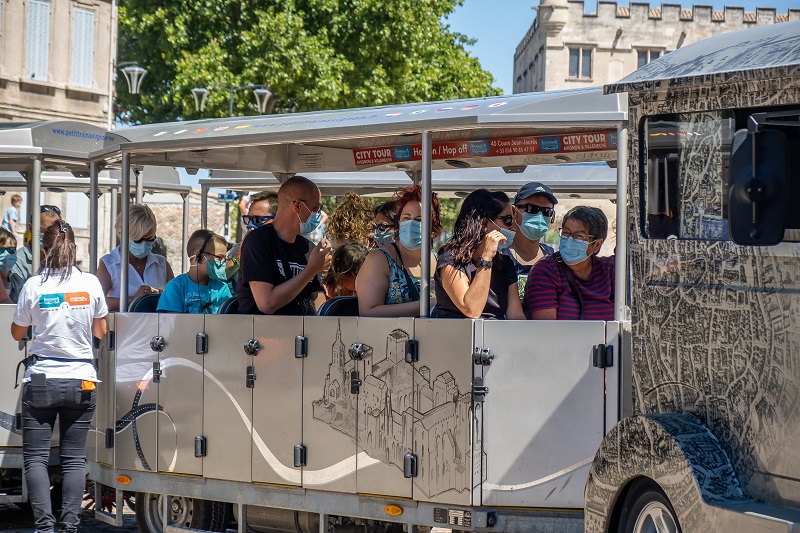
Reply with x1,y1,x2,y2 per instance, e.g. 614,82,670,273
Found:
317,296,359,317
128,293,161,313
218,296,239,314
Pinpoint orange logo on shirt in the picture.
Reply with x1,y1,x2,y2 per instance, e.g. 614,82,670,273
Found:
65,292,91,306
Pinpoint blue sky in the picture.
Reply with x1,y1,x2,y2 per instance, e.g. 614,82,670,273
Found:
446,0,799,95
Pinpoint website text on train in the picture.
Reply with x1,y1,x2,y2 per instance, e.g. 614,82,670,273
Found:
86,22,799,533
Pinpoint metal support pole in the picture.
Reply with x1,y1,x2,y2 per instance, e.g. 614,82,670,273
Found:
419,131,432,318
134,168,143,204
181,193,190,274
120,152,131,311
89,161,100,274
31,158,43,274
109,187,118,249
201,185,209,228
614,127,629,322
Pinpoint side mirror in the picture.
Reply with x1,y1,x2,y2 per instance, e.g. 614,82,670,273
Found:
728,128,788,245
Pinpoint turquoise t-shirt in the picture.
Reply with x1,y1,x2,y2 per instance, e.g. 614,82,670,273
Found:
156,273,232,314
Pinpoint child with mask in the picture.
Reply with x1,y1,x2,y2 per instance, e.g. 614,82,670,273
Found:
434,189,525,320
157,230,232,314
0,228,16,303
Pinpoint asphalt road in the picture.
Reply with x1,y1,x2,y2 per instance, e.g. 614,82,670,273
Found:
0,502,138,532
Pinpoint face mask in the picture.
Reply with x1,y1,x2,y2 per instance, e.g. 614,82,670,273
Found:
519,212,550,241
129,240,154,259
490,220,516,251
298,204,323,234
0,251,17,272
205,258,228,282
373,229,394,248
559,236,591,265
398,220,422,250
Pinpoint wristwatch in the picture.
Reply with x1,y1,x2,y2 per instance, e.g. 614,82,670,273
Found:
475,258,493,270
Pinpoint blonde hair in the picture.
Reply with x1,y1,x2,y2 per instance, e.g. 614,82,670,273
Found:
0,227,16,247
116,204,158,242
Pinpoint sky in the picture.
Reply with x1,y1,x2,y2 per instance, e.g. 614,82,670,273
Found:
445,0,799,95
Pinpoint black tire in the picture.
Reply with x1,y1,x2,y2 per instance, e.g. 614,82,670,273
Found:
618,479,681,533
135,492,231,533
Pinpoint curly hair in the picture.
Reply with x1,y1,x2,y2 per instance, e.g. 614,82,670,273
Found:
325,192,374,247
438,189,510,266
393,185,443,238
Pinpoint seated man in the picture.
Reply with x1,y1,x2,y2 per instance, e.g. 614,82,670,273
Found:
157,230,232,314
237,176,331,315
9,205,62,302
525,206,614,321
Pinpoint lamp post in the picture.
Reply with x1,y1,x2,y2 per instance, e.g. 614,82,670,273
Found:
191,84,274,117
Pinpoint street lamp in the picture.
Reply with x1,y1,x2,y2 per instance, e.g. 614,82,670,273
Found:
191,84,274,117
118,62,148,95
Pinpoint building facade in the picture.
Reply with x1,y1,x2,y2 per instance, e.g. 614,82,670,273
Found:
514,0,800,93
0,0,115,126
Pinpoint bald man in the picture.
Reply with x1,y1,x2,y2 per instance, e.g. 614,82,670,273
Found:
237,176,332,315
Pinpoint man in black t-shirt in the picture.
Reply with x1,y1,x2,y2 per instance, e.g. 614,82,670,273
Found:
238,176,331,315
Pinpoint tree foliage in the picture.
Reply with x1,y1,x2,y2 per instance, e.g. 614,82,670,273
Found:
117,0,501,122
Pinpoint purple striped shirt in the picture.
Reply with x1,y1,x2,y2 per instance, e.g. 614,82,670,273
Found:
524,254,615,320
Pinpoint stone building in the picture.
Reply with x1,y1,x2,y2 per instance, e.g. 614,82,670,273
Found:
0,0,115,126
514,0,800,93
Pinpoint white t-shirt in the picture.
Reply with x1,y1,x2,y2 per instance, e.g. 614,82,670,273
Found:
13,267,108,382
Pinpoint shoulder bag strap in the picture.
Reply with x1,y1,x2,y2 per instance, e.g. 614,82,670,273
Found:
391,243,420,301
553,252,584,320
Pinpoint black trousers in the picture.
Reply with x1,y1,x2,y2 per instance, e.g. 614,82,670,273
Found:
22,379,96,533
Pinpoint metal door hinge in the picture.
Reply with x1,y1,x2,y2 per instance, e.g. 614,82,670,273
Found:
196,333,208,354
472,377,489,403
243,338,261,356
152,361,162,383
150,336,165,352
246,366,256,388
404,453,418,478
405,340,419,363
592,344,614,368
350,370,362,394
105,331,115,351
295,336,308,358
473,347,494,366
105,428,114,449
294,444,307,467
194,436,207,457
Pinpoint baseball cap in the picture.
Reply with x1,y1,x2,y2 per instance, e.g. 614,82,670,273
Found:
513,182,558,205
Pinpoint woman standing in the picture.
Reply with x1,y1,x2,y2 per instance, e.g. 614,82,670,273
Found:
10,220,108,533
97,204,174,311
435,189,525,320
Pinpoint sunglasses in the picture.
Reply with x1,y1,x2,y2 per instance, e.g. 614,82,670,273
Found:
243,215,274,227
299,200,323,213
372,223,395,232
133,236,156,244
1,246,16,255
494,215,515,227
515,204,555,220
40,205,61,215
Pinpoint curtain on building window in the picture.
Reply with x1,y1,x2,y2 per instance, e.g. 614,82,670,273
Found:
25,0,50,81
71,8,95,88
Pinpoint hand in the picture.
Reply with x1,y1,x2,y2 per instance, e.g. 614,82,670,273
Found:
307,239,332,274
132,285,161,301
477,230,506,261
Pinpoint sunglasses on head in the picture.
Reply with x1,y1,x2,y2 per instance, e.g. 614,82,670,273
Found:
133,236,156,244
40,205,61,215
494,214,515,227
1,246,16,255
372,223,395,232
515,204,555,220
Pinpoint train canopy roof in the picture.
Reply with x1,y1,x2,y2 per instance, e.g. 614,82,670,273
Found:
606,20,800,95
95,87,626,173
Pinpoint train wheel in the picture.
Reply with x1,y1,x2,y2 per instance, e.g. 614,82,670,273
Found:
619,479,681,533
135,492,230,533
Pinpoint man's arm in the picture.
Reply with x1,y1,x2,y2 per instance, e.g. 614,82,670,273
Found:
249,267,320,315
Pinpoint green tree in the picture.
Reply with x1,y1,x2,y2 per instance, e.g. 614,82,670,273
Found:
117,0,500,123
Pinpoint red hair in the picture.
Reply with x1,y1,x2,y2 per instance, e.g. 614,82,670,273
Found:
393,185,442,238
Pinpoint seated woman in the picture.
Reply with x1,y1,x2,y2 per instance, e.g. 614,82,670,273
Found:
0,228,16,303
325,192,374,248
97,204,175,311
525,206,614,320
356,185,442,316
435,190,524,320
371,200,397,248
323,242,370,298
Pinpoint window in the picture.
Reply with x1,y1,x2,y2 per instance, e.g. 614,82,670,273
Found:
637,49,662,69
65,192,89,229
25,0,50,81
569,47,592,79
71,8,95,88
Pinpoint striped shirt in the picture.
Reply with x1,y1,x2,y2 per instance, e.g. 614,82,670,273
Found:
524,254,615,320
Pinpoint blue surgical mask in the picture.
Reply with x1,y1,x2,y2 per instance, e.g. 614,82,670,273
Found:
373,229,394,248
496,227,516,251
298,206,323,234
558,236,591,265
398,220,422,250
206,258,228,282
129,240,154,259
519,212,550,241
0,250,17,272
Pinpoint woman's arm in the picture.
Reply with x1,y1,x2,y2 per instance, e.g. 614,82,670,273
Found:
356,250,420,317
439,264,493,319
10,322,28,341
96,260,119,311
92,317,108,339
505,284,526,320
